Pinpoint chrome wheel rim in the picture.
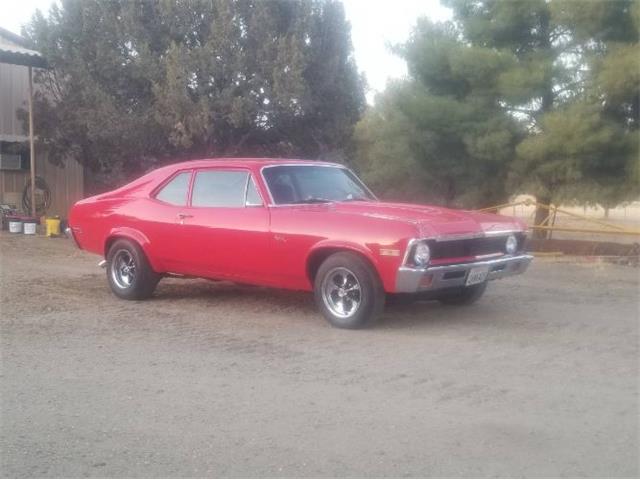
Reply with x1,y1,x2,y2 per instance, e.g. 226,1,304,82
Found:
110,249,136,289
321,267,362,318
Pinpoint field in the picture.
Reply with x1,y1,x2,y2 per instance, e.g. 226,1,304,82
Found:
498,197,640,245
1,232,638,477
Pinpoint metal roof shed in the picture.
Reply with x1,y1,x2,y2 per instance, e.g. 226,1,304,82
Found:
0,26,48,217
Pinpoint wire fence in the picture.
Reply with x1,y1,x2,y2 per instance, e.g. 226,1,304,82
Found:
477,197,640,244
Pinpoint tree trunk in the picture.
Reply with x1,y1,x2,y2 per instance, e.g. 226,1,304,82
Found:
444,178,456,207
532,8,555,243
533,195,552,240
539,10,554,114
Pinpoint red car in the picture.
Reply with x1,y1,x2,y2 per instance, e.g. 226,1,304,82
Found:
67,158,532,328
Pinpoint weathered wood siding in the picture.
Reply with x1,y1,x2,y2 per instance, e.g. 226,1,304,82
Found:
0,152,84,217
0,61,84,217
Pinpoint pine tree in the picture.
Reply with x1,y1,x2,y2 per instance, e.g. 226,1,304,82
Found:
355,0,638,235
449,0,639,236
23,0,364,189
354,19,521,208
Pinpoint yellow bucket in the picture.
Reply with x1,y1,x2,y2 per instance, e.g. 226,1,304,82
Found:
45,217,61,237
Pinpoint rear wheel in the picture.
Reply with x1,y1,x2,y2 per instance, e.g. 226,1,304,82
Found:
437,282,487,306
314,252,385,329
107,239,160,300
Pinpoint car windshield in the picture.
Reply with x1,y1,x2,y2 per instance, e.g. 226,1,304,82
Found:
263,165,376,205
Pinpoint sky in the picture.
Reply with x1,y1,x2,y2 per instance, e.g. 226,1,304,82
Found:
342,0,452,101
2,0,452,103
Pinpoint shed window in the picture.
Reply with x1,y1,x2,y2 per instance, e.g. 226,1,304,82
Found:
0,142,29,171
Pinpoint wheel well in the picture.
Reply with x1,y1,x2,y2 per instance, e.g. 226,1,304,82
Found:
104,235,136,258
306,247,377,285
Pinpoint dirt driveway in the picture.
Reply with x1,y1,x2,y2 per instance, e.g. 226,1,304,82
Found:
1,232,638,478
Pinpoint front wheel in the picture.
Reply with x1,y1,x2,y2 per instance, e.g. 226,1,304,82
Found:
314,252,385,329
107,239,160,300
437,281,487,306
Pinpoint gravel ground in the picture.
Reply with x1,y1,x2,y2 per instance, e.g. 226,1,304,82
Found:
1,232,638,478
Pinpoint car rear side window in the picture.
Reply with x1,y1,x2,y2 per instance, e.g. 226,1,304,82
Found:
245,177,263,206
191,170,248,207
155,171,191,206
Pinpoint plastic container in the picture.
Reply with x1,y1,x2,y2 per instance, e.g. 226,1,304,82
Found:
23,218,37,235
46,216,61,237
8,217,22,233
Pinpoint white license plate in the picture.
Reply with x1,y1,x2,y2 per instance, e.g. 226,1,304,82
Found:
466,266,489,286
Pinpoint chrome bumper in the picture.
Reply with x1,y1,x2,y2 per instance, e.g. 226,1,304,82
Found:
395,254,533,293
65,227,81,249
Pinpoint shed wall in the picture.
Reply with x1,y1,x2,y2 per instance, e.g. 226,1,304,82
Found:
0,62,84,217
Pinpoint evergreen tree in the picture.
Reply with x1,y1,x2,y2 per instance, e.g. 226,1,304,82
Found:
451,0,639,233
355,0,638,233
355,19,521,208
23,0,364,189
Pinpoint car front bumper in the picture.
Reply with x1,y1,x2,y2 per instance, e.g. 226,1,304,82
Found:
395,254,533,293
65,227,81,249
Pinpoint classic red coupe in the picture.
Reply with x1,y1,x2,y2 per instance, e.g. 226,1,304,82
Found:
67,158,532,328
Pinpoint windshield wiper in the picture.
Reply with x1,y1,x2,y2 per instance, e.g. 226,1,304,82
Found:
293,197,333,204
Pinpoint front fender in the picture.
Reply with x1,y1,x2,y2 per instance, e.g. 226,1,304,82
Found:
308,239,380,268
306,239,399,293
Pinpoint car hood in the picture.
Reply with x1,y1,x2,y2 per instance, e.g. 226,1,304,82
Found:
331,201,525,238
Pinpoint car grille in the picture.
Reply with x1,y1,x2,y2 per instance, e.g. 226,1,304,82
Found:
430,234,525,260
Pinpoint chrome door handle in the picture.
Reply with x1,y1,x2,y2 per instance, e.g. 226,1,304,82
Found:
177,213,193,224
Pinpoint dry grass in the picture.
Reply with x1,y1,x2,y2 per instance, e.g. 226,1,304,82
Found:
498,196,640,244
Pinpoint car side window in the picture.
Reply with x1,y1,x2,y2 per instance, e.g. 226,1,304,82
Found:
191,170,248,207
245,177,263,206
155,171,191,206
267,172,298,204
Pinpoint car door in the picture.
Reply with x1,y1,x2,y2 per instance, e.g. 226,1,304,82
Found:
182,168,271,283
144,169,197,273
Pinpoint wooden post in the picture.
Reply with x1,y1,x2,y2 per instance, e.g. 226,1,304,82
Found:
28,65,36,218
548,205,557,240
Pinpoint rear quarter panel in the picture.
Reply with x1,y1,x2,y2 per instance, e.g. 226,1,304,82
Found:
68,194,166,273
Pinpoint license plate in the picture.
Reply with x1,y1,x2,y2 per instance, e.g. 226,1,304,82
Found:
466,266,489,286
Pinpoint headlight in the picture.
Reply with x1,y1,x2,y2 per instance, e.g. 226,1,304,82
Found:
413,242,431,266
505,234,518,254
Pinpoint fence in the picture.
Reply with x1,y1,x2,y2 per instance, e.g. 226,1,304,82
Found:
476,199,640,241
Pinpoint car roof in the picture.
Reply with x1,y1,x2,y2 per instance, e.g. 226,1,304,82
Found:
164,158,344,170
100,158,349,199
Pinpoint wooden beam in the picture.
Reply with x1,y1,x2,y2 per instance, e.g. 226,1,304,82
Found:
28,65,36,218
529,225,640,236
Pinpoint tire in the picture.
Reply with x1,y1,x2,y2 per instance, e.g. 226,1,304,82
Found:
314,252,385,329
437,281,487,306
106,238,160,300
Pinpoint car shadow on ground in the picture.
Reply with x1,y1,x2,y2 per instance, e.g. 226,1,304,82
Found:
152,278,317,311
148,278,501,331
